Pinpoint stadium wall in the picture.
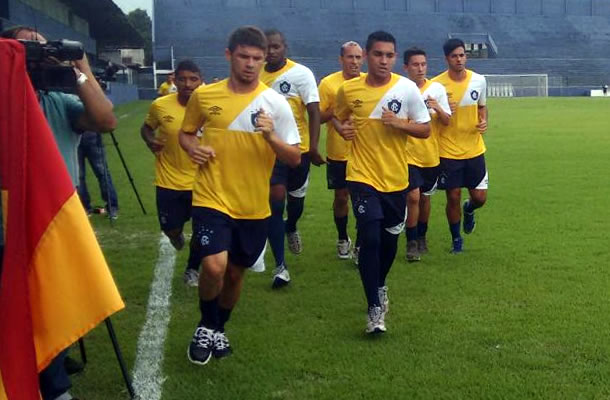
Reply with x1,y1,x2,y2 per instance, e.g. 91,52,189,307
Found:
153,0,610,94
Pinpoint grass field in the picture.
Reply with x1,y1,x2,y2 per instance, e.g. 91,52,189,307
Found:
70,97,610,399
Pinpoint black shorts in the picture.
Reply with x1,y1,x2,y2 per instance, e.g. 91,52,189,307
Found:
439,154,489,190
347,181,407,234
407,164,440,195
156,186,192,231
270,152,311,197
191,207,269,268
326,159,347,190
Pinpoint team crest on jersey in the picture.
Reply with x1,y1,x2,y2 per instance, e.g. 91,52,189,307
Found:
209,105,222,116
424,99,431,109
470,90,479,101
279,81,291,94
387,99,402,114
250,110,261,127
162,115,175,123
352,99,363,109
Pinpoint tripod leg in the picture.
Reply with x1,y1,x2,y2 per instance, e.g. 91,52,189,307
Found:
78,337,87,365
97,133,115,226
105,317,136,399
109,131,147,215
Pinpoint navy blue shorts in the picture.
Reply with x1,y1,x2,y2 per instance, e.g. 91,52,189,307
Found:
191,207,269,268
439,154,489,190
156,186,192,231
326,159,347,190
407,164,440,195
347,181,407,233
270,152,311,197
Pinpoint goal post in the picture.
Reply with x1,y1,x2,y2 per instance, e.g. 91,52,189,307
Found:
484,74,549,97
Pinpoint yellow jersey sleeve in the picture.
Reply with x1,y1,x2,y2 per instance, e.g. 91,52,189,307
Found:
144,101,160,130
181,90,205,134
318,76,334,113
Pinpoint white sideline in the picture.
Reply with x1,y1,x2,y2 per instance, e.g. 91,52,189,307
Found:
132,235,177,400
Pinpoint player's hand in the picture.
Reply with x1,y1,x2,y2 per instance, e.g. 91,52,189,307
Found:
309,149,326,166
449,100,458,114
188,145,216,165
426,97,440,113
339,116,356,141
72,53,93,77
145,137,165,154
381,106,401,128
476,118,488,133
255,108,276,142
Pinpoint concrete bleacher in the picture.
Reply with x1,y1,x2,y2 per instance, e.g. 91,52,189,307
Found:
153,0,610,95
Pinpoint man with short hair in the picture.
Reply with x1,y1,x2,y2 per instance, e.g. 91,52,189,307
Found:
433,38,488,253
260,29,322,288
318,41,364,260
157,72,177,97
335,31,430,334
141,60,204,287
403,47,451,261
179,26,300,365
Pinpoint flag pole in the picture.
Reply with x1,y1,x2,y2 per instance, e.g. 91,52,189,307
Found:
105,317,136,399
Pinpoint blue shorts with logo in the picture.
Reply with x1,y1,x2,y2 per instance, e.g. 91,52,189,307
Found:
439,154,488,190
156,186,192,231
270,152,310,197
326,159,347,190
347,181,407,233
407,164,440,195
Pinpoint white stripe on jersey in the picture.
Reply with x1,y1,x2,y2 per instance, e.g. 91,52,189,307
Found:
459,72,487,107
368,76,431,124
422,81,452,116
268,63,320,105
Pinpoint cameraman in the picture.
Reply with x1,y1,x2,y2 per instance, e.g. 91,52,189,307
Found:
1,26,117,400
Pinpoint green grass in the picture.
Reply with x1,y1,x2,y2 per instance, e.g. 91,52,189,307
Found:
72,97,610,399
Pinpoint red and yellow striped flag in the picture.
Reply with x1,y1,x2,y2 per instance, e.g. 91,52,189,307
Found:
0,39,125,399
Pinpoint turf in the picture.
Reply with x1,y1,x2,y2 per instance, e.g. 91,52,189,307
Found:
72,97,610,399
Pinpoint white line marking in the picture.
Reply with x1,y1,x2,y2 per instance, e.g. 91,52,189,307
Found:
132,235,176,400
118,113,131,119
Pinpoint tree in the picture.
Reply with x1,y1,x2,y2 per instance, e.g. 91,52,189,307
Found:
127,8,152,65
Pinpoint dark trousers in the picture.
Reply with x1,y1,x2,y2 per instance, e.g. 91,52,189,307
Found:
77,131,118,212
39,349,71,399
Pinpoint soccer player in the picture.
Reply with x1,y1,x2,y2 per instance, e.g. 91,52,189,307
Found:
179,26,300,365
335,31,430,334
318,41,364,259
260,29,322,288
433,38,488,253
157,72,177,97
141,60,204,287
403,47,451,261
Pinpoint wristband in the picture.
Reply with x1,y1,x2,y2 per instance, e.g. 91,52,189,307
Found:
76,72,88,87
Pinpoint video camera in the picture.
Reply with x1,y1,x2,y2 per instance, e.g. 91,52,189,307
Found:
20,39,84,92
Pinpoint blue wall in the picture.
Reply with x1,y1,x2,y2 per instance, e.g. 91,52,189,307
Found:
154,0,610,93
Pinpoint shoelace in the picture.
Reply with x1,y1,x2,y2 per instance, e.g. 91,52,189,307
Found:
194,327,213,347
214,333,230,350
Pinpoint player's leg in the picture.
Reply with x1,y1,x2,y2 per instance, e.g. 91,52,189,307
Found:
463,154,489,234
182,191,201,287
328,159,351,258
417,166,440,254
268,161,289,287
440,158,464,253
156,187,186,250
285,153,310,254
405,165,423,261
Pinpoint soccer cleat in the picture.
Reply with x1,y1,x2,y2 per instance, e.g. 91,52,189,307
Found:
417,237,429,254
212,331,232,359
406,240,421,262
183,269,199,287
337,238,352,259
272,264,291,289
169,233,185,251
378,286,389,319
463,200,476,234
366,306,386,334
187,326,214,365
353,246,360,266
450,237,463,254
286,230,303,254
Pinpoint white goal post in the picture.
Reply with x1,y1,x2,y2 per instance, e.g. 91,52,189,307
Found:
484,74,549,97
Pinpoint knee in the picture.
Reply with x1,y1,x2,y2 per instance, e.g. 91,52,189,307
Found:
334,191,349,209
201,259,225,285
446,189,461,205
225,265,244,287
471,191,487,207
359,221,381,248
407,190,420,207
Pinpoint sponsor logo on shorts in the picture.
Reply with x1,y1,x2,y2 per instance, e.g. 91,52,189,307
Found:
279,81,291,94
357,205,365,214
197,227,215,247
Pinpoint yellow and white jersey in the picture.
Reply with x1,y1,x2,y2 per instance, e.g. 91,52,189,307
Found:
406,79,452,168
335,73,430,193
144,93,201,191
260,58,319,153
181,80,300,219
158,81,177,96
433,69,487,159
319,70,364,161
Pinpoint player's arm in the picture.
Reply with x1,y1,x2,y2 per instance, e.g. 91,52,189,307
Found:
178,91,215,164
306,102,324,165
381,109,430,138
477,105,488,133
318,80,334,123
140,123,164,154
333,85,356,140
320,109,334,123
427,88,451,126
256,110,300,167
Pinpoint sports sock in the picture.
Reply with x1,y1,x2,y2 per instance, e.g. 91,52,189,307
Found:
379,228,399,287
334,215,348,241
285,194,304,233
357,219,381,308
417,222,428,238
269,199,286,267
199,297,219,330
449,221,461,240
186,237,200,271
405,226,418,242
217,307,233,333
464,200,475,213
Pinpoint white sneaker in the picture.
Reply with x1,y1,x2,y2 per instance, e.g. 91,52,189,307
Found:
378,286,389,319
272,264,291,289
286,230,303,254
337,238,352,259
183,269,199,287
366,306,386,334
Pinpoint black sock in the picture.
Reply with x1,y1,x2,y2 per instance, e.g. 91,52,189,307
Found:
199,298,219,330
218,307,233,333
269,199,286,267
449,222,461,240
417,222,428,238
186,237,201,272
405,226,418,242
379,228,399,287
285,195,304,233
464,200,475,213
334,215,348,240
358,219,381,308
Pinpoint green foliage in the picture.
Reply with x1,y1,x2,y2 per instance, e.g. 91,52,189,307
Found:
127,9,152,65
72,98,610,399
